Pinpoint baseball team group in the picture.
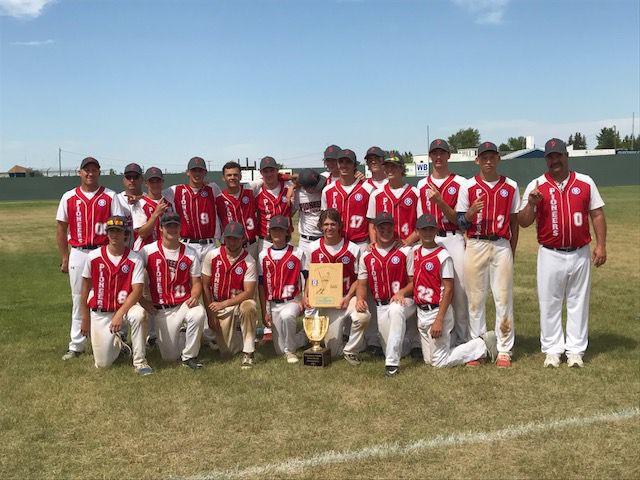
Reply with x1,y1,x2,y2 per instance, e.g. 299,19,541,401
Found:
56,137,607,376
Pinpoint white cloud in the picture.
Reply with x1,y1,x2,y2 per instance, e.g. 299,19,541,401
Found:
0,0,54,18
452,0,509,25
11,39,54,46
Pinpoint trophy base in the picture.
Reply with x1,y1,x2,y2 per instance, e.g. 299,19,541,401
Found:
303,347,331,367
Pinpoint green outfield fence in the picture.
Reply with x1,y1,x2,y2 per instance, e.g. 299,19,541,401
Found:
0,154,638,201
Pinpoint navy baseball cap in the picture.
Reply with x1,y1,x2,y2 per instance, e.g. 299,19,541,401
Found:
223,221,245,238
105,215,128,231
260,156,278,170
188,157,207,171
80,157,100,169
416,214,437,229
365,146,385,160
373,212,394,226
338,149,357,163
298,169,326,191
323,145,342,160
544,138,568,156
429,139,451,153
477,142,499,155
144,166,164,180
160,213,181,226
269,215,289,230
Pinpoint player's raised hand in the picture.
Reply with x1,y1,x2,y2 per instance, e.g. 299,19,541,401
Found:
528,180,542,206
154,199,169,217
125,193,143,205
426,186,442,204
468,194,485,215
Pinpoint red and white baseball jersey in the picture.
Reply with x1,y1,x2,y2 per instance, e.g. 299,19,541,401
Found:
306,238,360,296
82,246,144,311
417,174,466,232
520,171,604,249
202,247,256,301
131,195,174,250
165,184,219,240
321,179,375,243
456,176,520,240
216,187,258,243
367,184,419,240
358,244,412,301
366,177,388,189
56,186,119,247
258,245,305,301
412,245,453,306
321,171,340,186
255,181,293,237
140,241,201,306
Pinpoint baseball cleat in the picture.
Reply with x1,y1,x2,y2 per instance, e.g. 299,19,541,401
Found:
241,352,254,369
182,357,203,370
146,336,157,350
385,365,399,377
285,352,299,364
566,353,584,368
465,359,482,367
544,354,561,368
116,334,132,359
343,353,361,366
496,353,512,368
62,350,81,361
480,331,498,363
136,363,154,376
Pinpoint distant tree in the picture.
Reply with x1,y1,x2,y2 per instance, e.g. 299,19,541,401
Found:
620,134,640,150
499,136,526,152
109,168,117,175
447,128,480,152
567,132,587,149
596,127,622,149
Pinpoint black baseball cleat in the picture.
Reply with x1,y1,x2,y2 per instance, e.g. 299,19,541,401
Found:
385,365,399,377
182,357,203,370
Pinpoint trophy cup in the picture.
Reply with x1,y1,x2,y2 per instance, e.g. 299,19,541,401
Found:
303,311,330,367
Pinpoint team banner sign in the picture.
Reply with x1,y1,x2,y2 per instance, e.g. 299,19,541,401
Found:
308,263,343,308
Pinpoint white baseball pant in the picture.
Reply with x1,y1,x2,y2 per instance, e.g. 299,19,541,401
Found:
376,299,416,367
464,238,515,355
537,245,591,356
436,232,470,346
155,303,206,361
310,297,371,358
67,247,92,352
417,305,487,367
90,304,147,368
269,299,307,355
211,300,257,355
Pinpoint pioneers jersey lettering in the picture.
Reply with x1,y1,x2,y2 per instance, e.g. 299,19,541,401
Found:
216,188,257,242
413,246,445,305
255,181,292,237
88,246,135,311
209,248,249,301
173,184,217,240
67,187,112,247
145,241,193,305
419,174,461,232
310,239,357,296
374,184,418,240
322,180,372,242
467,176,516,240
363,246,409,301
262,245,301,300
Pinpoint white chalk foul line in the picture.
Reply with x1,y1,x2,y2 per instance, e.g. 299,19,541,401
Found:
184,406,640,480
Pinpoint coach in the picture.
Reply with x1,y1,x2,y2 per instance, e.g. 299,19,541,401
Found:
519,138,607,368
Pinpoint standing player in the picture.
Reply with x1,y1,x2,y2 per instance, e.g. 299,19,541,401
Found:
57,157,122,360
139,213,207,369
412,214,497,368
320,145,342,186
79,216,152,375
357,212,415,376
113,163,145,247
519,138,607,368
417,139,470,347
215,161,259,262
131,166,172,251
294,169,326,255
456,142,519,368
363,146,388,189
304,209,371,364
258,216,308,363
202,222,258,369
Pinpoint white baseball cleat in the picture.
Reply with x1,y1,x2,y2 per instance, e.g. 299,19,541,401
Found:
62,350,81,361
566,353,584,368
543,354,561,368
285,352,299,364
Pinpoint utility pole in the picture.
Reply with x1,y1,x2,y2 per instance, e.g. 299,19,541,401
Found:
58,147,62,176
632,112,636,150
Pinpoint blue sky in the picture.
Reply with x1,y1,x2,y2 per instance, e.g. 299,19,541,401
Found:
1,0,638,173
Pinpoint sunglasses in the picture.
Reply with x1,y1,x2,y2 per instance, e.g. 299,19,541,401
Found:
125,174,141,180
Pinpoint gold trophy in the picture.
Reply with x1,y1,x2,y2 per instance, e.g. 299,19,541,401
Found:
303,311,330,367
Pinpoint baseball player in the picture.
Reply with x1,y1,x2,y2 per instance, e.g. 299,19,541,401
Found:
215,161,260,262
303,208,371,364
131,166,172,251
357,212,415,376
113,163,145,248
367,154,419,245
57,156,123,360
320,145,342,186
413,214,497,368
79,216,153,375
202,222,258,369
363,146,389,189
456,141,520,368
519,138,607,368
417,139,470,348
138,213,207,370
293,169,326,256
258,216,308,363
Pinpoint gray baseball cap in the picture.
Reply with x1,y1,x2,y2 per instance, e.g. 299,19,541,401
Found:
324,145,342,160
260,156,278,170
298,168,326,191
338,149,357,164
477,142,499,155
416,214,437,229
429,139,450,153
373,212,394,226
124,163,143,175
144,166,164,180
188,157,207,170
269,215,290,230
544,138,568,156
160,213,181,226
365,146,385,160
80,157,100,169
223,221,245,238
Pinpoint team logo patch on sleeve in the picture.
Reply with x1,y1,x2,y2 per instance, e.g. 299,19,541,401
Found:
354,193,363,202
287,260,295,270
200,190,209,197
447,186,457,195
425,262,434,271
341,256,350,264
403,198,413,206
499,189,509,198
571,187,581,195
234,266,244,275
179,262,188,271
391,256,401,264
121,264,130,273
98,199,107,207
242,196,250,204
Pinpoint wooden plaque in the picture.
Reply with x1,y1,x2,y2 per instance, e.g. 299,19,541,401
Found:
308,263,343,308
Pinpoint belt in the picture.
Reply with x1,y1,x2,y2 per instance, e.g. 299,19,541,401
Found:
154,303,181,310
471,235,501,241
437,230,460,237
75,245,100,250
271,297,294,304
91,308,114,313
300,234,321,241
543,245,579,252
183,238,215,245
375,299,391,306
417,303,439,311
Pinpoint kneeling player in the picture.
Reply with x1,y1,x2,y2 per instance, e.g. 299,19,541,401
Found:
139,213,206,370
258,216,308,364
202,222,258,369
357,212,415,376
80,216,153,375
413,214,497,368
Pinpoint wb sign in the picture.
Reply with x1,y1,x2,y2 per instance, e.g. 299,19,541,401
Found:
415,163,430,177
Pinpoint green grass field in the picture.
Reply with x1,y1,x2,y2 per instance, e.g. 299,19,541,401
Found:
1,186,639,480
